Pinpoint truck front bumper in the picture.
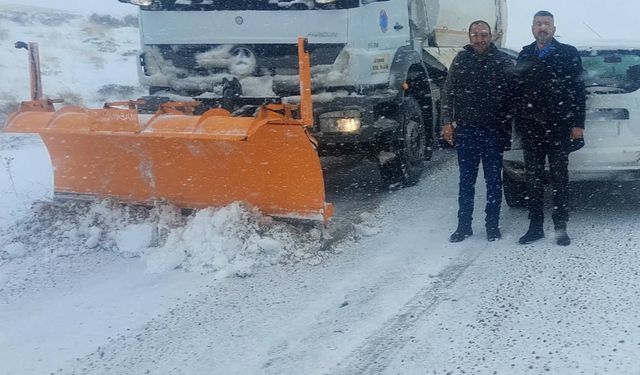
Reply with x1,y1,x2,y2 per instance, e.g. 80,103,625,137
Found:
309,93,400,157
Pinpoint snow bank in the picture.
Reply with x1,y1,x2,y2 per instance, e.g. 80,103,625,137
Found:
0,200,327,278
145,203,323,275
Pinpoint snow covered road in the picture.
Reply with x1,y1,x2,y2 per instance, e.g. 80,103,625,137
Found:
3,137,640,374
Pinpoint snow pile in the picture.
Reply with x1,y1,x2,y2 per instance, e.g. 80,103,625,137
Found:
145,203,324,275
0,200,161,258
0,200,326,277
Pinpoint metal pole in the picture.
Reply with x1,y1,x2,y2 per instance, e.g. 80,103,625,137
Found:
28,42,43,101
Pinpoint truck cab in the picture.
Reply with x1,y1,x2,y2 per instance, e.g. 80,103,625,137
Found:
129,0,412,95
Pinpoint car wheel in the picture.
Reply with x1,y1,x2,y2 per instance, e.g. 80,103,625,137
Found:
503,171,527,208
379,96,426,187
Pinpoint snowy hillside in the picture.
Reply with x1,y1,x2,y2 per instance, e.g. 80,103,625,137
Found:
0,2,141,123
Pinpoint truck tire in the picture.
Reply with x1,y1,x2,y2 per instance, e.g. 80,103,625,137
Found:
406,67,437,160
503,171,527,208
379,97,426,187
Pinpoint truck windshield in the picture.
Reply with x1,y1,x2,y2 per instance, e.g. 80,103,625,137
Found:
152,0,360,11
581,49,640,92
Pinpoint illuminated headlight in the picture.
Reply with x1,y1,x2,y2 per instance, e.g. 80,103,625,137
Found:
118,0,154,6
336,118,361,132
319,110,362,133
315,0,337,4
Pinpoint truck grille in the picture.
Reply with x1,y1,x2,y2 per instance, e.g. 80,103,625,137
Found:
154,43,345,72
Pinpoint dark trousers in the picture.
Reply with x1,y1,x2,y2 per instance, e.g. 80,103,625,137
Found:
522,126,570,229
456,127,504,229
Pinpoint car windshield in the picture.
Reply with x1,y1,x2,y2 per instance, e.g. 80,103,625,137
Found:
581,49,640,92
150,0,360,10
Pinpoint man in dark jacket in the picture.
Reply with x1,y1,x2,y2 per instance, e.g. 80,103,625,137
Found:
514,10,586,246
442,20,513,242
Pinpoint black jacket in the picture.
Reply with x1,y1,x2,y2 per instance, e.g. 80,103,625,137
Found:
514,39,586,133
442,44,514,138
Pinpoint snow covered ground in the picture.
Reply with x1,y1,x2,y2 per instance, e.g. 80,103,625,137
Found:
2,2,640,375
4,132,640,374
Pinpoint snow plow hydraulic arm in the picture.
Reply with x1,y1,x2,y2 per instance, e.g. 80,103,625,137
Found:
13,41,63,112
3,37,333,223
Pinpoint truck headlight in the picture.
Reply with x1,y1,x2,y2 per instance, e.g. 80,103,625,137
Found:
319,110,362,133
118,0,154,6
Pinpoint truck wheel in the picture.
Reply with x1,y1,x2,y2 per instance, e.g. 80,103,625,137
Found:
503,171,527,208
379,97,426,187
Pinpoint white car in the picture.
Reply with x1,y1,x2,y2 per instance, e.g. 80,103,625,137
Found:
502,44,640,207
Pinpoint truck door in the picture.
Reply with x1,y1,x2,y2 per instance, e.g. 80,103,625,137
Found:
345,0,410,85
348,0,410,50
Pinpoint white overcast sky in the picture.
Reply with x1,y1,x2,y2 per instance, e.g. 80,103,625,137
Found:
1,0,639,48
506,0,640,48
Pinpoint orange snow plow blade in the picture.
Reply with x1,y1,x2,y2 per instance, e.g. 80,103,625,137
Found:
4,38,333,222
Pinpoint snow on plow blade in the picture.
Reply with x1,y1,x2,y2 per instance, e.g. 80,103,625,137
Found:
4,38,332,222
4,103,332,222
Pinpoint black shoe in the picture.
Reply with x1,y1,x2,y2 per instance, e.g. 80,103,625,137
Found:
487,227,501,241
449,227,473,243
518,224,544,245
555,229,571,246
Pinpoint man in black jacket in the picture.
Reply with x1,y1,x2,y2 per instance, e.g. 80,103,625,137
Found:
514,10,586,246
442,20,513,242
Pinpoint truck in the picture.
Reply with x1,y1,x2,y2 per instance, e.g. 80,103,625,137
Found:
3,0,508,222
118,0,508,186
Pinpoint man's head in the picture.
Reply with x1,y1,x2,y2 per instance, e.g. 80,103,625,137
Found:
532,10,556,47
468,20,492,54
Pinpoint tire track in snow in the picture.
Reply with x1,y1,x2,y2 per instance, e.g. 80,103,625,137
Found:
329,247,482,375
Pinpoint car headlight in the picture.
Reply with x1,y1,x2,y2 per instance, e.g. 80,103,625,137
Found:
319,110,362,133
